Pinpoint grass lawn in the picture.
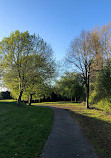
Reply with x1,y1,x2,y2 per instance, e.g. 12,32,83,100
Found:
35,102,111,158
0,100,53,158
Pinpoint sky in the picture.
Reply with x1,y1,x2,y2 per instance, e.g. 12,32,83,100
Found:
0,0,111,61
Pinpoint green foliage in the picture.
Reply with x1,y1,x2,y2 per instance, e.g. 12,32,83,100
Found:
95,62,111,99
66,23,111,108
95,98,111,112
89,91,111,112
89,61,111,112
55,72,85,101
89,90,98,104
90,60,111,101
0,30,55,102
23,83,52,101
3,69,19,99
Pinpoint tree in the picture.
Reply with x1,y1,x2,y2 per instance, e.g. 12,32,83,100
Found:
55,72,85,102
89,60,111,105
89,24,111,102
0,30,55,103
20,54,55,105
0,31,34,102
90,24,111,89
67,31,95,108
95,61,111,99
67,24,111,108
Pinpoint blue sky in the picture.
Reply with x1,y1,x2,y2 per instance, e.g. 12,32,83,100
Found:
0,0,111,60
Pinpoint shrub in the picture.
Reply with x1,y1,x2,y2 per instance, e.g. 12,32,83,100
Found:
95,98,111,112
89,90,99,104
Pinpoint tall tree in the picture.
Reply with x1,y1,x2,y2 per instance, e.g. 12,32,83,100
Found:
67,31,94,108
21,54,55,105
0,30,55,103
67,24,111,108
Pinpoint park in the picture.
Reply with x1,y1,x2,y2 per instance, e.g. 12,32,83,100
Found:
0,2,111,157
0,100,111,157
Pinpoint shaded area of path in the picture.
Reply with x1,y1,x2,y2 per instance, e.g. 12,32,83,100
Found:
40,107,98,158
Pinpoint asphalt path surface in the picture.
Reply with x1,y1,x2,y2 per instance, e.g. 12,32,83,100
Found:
40,107,98,158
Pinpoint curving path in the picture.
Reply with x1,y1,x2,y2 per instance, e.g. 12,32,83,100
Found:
40,107,98,158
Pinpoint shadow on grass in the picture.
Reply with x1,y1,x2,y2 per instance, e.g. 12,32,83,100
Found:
2,100,110,157
0,101,30,112
0,100,54,158
89,106,104,112
66,109,111,158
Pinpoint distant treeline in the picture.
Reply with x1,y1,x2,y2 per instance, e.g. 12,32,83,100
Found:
22,92,79,104
0,91,13,99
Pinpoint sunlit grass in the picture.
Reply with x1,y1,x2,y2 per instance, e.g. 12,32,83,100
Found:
0,100,53,158
0,99,16,102
2,100,110,157
36,101,111,158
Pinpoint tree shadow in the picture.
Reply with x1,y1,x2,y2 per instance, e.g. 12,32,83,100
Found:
89,106,104,111
65,109,111,158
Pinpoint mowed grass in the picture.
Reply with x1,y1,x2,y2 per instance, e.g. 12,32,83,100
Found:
35,102,111,158
0,100,53,158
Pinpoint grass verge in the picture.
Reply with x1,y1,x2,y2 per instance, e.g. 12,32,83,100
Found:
0,100,53,158
36,102,111,158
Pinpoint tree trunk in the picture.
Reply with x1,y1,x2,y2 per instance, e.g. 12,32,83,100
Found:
86,85,89,108
85,60,90,109
75,97,77,102
28,94,32,105
71,96,72,102
17,81,23,104
39,98,41,103
17,90,23,103
86,70,90,109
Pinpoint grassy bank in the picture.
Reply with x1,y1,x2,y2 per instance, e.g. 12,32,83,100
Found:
35,102,111,158
0,100,53,158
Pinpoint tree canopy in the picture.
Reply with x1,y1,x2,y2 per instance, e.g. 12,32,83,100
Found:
0,30,55,104
55,72,85,102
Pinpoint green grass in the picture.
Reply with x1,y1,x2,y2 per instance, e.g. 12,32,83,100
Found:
2,100,110,157
0,100,53,158
35,101,111,158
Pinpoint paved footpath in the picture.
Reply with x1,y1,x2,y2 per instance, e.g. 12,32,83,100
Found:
40,107,98,158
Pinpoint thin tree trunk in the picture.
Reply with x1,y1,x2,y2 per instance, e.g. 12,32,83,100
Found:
75,97,77,102
17,81,23,104
39,98,41,103
86,84,89,108
71,96,72,102
85,60,90,109
86,66,90,109
17,90,23,103
28,94,32,105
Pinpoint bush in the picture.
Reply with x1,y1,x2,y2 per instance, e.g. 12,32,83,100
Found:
89,90,99,104
94,97,111,112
